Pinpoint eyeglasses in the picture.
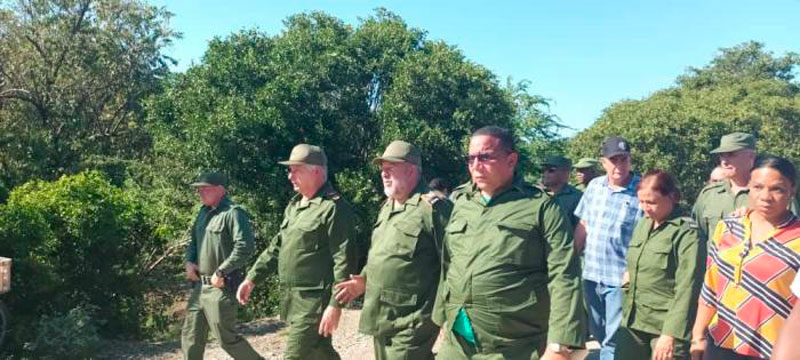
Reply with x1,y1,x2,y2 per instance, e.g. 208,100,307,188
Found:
543,166,557,173
465,151,509,165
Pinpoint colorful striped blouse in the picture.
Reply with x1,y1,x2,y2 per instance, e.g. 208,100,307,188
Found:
700,213,800,359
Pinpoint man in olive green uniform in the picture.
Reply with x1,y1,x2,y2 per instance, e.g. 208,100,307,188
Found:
572,158,599,192
541,156,582,229
334,140,453,360
237,145,358,360
434,126,584,360
616,210,704,359
182,172,263,360
692,132,799,243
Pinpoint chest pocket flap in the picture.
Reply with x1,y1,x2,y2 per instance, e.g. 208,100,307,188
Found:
445,219,467,234
392,219,422,256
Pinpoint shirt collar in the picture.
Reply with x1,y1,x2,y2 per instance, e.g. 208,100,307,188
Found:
601,173,639,193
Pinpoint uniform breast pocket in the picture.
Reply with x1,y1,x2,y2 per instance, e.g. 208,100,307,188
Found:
494,220,534,265
645,242,673,272
293,220,322,250
392,220,421,259
205,218,226,241
444,219,468,257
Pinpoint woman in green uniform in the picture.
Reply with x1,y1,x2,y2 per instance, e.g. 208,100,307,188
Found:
615,170,704,360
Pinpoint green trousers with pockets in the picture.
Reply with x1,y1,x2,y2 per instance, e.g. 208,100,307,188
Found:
282,288,340,360
373,320,438,360
181,284,262,360
613,327,689,360
436,328,543,360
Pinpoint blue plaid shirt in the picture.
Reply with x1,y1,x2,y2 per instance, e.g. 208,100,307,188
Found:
574,174,643,286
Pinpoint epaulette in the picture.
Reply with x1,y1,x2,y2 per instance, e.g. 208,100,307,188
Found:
324,188,342,201
329,192,341,201
515,181,544,198
678,216,699,230
450,182,471,200
421,190,447,206
698,181,726,195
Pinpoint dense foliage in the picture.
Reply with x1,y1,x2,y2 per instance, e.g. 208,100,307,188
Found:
568,42,800,205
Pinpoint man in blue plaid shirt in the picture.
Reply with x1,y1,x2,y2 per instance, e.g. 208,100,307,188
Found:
574,136,643,360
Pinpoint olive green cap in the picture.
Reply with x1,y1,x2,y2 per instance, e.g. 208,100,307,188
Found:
710,132,756,154
278,144,328,166
541,156,572,169
573,158,598,169
372,140,421,167
190,171,228,187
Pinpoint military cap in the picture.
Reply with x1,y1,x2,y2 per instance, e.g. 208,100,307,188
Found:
541,156,572,169
190,171,228,187
372,140,421,167
710,132,756,154
601,136,631,158
278,144,328,166
573,158,598,169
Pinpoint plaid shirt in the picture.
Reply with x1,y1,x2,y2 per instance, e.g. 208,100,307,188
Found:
575,174,643,286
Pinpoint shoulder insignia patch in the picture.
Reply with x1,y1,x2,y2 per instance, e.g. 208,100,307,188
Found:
421,190,446,206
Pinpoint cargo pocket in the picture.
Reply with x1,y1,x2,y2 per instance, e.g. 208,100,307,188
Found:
392,219,422,259
445,220,468,257
493,220,534,265
294,220,322,251
379,288,419,330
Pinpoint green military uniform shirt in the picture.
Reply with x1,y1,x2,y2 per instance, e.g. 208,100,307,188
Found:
622,210,703,341
360,187,453,337
433,179,584,354
693,180,800,242
547,184,582,229
187,196,255,276
247,182,357,319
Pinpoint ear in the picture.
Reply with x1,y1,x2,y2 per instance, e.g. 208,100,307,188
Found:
507,151,519,167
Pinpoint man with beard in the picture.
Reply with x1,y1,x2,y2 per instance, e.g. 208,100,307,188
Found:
335,140,452,360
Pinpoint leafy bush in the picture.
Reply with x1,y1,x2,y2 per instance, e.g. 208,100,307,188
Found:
0,171,153,350
23,306,103,359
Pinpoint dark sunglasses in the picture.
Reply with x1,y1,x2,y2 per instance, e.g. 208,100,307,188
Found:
465,151,508,165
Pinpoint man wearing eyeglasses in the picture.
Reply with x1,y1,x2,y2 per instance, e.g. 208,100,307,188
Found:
434,126,584,359
541,156,582,229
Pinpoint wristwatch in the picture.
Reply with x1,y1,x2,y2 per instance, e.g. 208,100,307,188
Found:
548,343,570,353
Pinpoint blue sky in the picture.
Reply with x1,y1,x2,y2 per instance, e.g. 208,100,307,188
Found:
150,0,800,134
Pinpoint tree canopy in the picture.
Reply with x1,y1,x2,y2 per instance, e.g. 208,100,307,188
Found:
568,41,800,204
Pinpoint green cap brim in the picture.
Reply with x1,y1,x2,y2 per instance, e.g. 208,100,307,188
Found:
189,182,214,187
710,145,748,154
278,160,307,165
372,156,409,165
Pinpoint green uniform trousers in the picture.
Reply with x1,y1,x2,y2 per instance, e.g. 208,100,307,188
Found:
283,317,340,360
436,329,544,360
614,327,689,360
373,321,438,360
181,284,262,360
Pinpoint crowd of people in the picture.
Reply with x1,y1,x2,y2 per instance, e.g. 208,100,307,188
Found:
179,126,799,360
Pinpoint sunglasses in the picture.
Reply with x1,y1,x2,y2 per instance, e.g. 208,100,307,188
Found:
465,150,509,165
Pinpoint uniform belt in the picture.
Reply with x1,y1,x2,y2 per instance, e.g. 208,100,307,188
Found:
200,275,214,286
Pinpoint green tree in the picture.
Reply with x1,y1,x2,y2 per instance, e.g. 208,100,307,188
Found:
0,171,153,351
568,41,800,205
145,9,554,317
0,0,178,191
